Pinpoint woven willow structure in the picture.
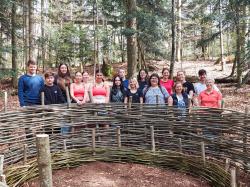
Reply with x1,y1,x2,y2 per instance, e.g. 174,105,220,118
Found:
0,103,249,186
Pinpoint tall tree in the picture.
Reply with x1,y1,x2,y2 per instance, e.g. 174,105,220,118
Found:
176,0,182,63
170,0,176,79
41,0,45,71
126,0,137,79
11,1,17,87
219,0,225,71
28,0,33,59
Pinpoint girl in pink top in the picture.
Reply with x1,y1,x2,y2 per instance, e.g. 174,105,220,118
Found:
90,70,110,103
198,78,222,108
70,72,87,105
160,68,174,95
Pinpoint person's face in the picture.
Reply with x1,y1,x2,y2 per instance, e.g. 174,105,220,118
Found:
60,65,68,74
130,79,136,89
28,64,37,75
114,77,121,86
140,70,147,79
199,73,206,82
96,72,103,81
177,72,185,81
119,70,125,78
150,76,159,86
82,72,89,82
162,70,170,79
206,80,214,89
45,76,54,86
75,72,83,83
175,83,183,93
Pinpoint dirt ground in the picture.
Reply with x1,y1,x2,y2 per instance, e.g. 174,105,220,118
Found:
24,162,210,187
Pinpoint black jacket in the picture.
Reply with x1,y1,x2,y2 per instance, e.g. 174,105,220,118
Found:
40,85,66,105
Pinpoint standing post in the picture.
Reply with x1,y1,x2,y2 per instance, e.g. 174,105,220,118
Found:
128,96,132,109
63,140,67,151
243,106,249,171
4,91,7,112
36,134,53,187
225,158,230,172
0,155,4,176
201,142,206,164
92,129,96,156
23,144,28,164
65,86,71,108
88,90,93,103
0,174,6,184
156,95,159,105
41,92,45,106
117,126,121,148
178,138,182,153
150,126,155,152
230,167,236,187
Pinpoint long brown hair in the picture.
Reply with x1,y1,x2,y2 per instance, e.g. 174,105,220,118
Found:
58,63,71,78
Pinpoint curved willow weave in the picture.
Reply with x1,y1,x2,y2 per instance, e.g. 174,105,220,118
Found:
0,103,249,186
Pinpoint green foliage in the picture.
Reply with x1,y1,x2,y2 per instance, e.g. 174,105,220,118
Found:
0,69,18,80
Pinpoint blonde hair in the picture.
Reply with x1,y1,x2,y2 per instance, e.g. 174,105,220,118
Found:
128,77,139,89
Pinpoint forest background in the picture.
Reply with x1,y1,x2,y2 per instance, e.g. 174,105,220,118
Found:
0,0,249,111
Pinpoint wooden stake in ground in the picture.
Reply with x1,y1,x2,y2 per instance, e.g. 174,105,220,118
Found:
4,91,7,113
36,134,53,187
150,126,155,152
41,92,45,106
0,155,4,176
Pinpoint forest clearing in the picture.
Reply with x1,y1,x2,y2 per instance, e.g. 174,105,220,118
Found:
0,0,249,187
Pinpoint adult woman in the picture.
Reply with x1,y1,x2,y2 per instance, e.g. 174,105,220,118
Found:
90,70,109,103
143,73,173,105
110,75,126,103
160,68,174,95
54,63,72,101
124,77,143,104
137,69,149,92
172,82,189,108
198,77,222,108
70,71,86,105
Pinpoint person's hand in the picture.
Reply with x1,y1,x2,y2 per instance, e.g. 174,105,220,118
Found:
76,100,81,105
80,100,85,105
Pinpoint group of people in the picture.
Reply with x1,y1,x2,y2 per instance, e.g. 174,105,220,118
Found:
18,59,222,109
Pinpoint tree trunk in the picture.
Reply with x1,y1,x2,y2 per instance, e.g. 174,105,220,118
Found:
120,28,125,63
28,0,33,59
11,2,18,88
23,0,29,70
235,3,246,85
41,0,45,72
126,0,137,79
93,0,97,79
170,0,176,79
219,0,225,71
176,0,182,63
0,23,2,67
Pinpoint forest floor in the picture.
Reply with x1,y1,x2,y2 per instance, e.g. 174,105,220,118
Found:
0,60,249,112
25,162,210,187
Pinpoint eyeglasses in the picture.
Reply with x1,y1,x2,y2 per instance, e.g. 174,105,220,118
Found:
115,79,121,81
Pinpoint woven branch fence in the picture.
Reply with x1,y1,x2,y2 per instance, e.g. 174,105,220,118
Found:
0,102,249,186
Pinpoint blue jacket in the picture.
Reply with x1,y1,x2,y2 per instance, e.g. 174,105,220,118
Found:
18,74,44,106
123,79,129,89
